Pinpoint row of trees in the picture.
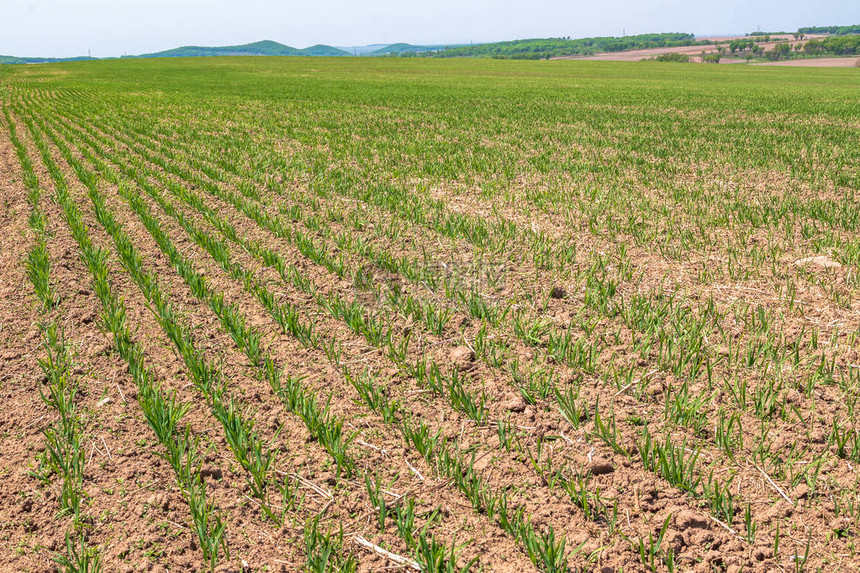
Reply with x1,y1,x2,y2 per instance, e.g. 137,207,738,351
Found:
753,36,860,61
764,43,794,61
431,33,703,60
802,35,860,55
723,34,860,62
797,25,860,35
727,39,766,54
650,35,859,65
737,37,860,62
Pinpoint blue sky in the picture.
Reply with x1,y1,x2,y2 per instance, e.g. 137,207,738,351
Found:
2,0,858,58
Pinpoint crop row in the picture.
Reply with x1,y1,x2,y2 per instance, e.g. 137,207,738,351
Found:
3,106,100,571
8,66,859,570
8,100,541,571
40,94,859,515
16,94,764,568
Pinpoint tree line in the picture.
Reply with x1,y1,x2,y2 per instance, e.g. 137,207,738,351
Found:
428,33,703,60
797,25,860,36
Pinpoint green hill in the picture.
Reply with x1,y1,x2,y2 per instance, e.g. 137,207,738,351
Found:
301,44,350,57
132,40,305,58
367,43,452,56
128,40,351,59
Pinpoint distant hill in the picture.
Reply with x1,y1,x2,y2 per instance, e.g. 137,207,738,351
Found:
128,40,348,59
301,44,351,57
366,43,454,56
129,40,301,58
0,55,96,64
335,44,391,55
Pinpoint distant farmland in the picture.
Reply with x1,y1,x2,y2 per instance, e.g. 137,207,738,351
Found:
1,57,859,572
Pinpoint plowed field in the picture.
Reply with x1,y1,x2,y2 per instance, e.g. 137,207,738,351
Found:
1,58,859,572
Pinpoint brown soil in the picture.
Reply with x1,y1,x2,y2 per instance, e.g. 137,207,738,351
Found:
3,59,860,573
556,44,722,61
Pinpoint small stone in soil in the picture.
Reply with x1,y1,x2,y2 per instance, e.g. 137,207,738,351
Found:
590,459,614,475
450,346,475,370
503,394,527,412
674,509,709,530
200,466,223,480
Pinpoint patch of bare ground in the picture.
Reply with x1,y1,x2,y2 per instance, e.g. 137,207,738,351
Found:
552,44,720,61
553,34,829,63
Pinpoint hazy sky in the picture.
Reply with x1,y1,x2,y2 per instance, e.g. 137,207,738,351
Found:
2,0,858,57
